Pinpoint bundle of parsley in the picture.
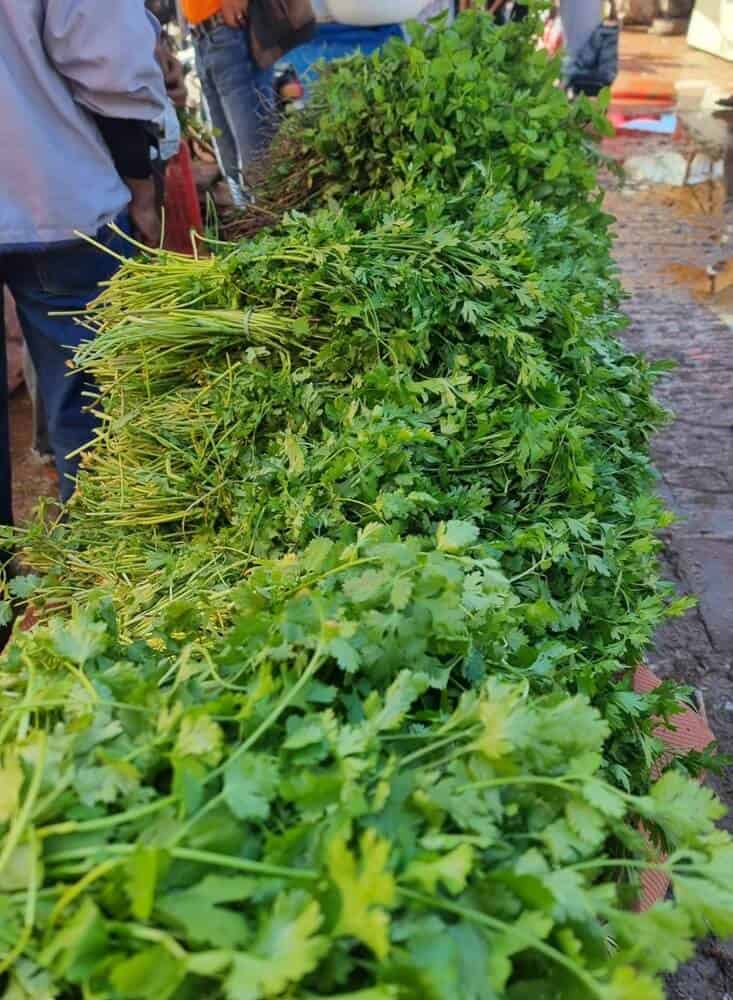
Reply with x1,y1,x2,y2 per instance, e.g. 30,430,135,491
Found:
10,182,685,788
1,8,732,997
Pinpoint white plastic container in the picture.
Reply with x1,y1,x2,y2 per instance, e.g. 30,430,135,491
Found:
326,0,426,26
688,0,733,62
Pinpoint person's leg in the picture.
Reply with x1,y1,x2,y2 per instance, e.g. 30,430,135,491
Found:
559,0,602,61
195,35,244,204
0,296,10,647
0,277,12,530
5,222,134,503
23,346,52,459
204,24,275,190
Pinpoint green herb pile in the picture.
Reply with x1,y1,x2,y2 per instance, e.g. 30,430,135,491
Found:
1,8,732,997
1,542,732,999
238,12,613,237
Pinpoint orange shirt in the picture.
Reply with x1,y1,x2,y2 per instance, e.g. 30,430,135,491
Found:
181,0,221,25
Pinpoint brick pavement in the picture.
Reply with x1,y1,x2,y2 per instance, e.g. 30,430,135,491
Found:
605,119,733,995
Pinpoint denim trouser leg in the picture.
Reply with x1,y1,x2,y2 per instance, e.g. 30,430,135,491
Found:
195,25,275,194
2,220,134,505
559,0,602,60
197,48,240,185
0,300,11,528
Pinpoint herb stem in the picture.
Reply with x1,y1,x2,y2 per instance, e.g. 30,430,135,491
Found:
38,797,176,839
172,640,327,845
567,858,669,875
110,922,189,960
0,831,38,975
0,734,46,879
45,843,317,882
400,727,477,768
459,775,577,794
50,858,121,925
206,640,326,785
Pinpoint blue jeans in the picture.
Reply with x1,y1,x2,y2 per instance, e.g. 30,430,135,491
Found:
0,218,133,523
194,24,275,198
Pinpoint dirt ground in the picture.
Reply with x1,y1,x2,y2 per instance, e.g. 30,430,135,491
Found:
4,26,733,999
8,390,57,526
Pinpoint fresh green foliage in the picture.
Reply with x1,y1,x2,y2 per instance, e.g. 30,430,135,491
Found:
1,9,730,996
9,186,683,789
245,8,613,238
0,545,731,998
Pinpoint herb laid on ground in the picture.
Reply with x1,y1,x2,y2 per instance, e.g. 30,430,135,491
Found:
7,183,689,791
1,9,731,996
0,531,732,998
234,9,614,240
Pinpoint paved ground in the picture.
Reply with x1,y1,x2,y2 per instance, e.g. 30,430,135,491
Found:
607,29,733,998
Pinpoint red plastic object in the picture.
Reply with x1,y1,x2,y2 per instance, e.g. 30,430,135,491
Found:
163,141,204,255
633,665,716,910
611,74,676,103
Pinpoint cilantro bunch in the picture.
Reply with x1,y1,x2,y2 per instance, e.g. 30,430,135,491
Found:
1,9,732,995
1,528,732,998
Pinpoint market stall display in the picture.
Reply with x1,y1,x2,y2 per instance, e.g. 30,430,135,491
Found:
1,10,731,998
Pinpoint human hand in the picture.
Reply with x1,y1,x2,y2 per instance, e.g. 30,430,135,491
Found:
221,0,250,28
127,177,162,248
156,42,187,109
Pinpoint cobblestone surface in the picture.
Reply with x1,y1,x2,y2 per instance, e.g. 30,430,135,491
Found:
605,126,733,996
